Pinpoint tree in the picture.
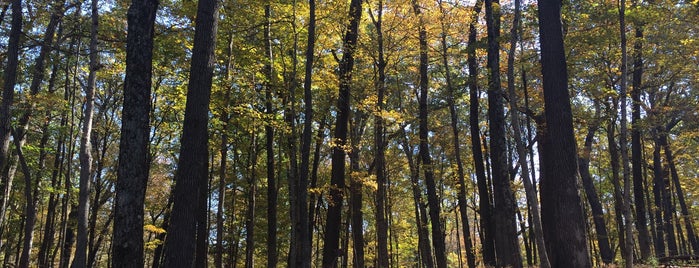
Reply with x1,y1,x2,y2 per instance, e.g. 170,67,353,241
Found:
537,0,591,266
321,0,362,267
112,0,158,266
485,0,522,265
161,0,220,265
72,0,99,266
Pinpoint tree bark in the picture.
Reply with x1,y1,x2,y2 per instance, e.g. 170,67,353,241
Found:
72,0,99,266
321,0,361,266
349,113,367,268
0,0,23,247
437,1,476,267
505,0,550,265
537,0,592,266
485,0,523,265
577,106,614,264
368,1,390,266
664,140,699,254
412,1,447,267
162,0,220,265
263,4,279,267
112,0,158,266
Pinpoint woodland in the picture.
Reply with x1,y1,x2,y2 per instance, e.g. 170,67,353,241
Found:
0,0,698,267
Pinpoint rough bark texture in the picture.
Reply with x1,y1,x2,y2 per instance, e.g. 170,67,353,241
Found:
321,0,361,266
412,1,447,267
112,0,158,266
72,0,98,266
486,0,523,266
631,23,652,261
506,0,550,265
618,2,635,265
537,0,592,266
162,0,219,265
371,1,390,266
349,114,367,268
263,4,278,268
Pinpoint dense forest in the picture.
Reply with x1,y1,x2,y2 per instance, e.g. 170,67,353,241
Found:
0,0,698,267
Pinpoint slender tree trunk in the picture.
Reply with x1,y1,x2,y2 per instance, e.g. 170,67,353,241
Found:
72,0,99,266
664,141,699,254
437,1,476,267
658,132,678,256
412,1,447,267
466,1,494,265
162,0,220,265
112,0,158,266
506,0,550,265
399,131,434,268
263,4,279,267
618,1,635,265
245,139,258,268
0,0,23,247
369,1,389,266
348,113,366,268
15,129,36,268
321,0,361,266
297,0,316,266
652,126,666,257
537,0,592,266
485,0,522,265
631,20,652,262
578,106,614,264
607,115,629,259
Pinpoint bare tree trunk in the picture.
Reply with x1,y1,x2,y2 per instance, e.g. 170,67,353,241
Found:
262,4,278,267
15,128,36,268
537,0,591,266
162,0,220,265
631,18,652,261
349,113,367,268
0,0,23,248
664,140,699,254
506,0,549,265
72,0,99,266
112,0,158,266
437,1,476,267
321,0,362,266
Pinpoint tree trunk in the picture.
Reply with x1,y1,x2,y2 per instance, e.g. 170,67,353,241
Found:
664,140,699,254
578,106,614,264
537,0,592,266
349,113,367,268
437,1,476,267
505,0,550,265
14,129,36,268
245,139,258,268
72,0,99,266
466,1,495,265
112,0,158,266
631,20,652,261
617,2,635,265
412,1,447,267
263,4,278,267
369,1,389,266
658,132,678,256
485,0,523,265
652,127,666,257
162,0,220,265
321,0,361,266
296,0,316,266
0,0,23,248
399,130,434,268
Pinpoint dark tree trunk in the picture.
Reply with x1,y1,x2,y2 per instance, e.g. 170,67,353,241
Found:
607,114,629,259
399,131,434,268
658,132,678,256
369,1,389,266
485,0,523,265
244,139,258,268
412,1,447,267
321,0,361,266
72,0,99,266
15,129,36,268
162,0,220,265
631,21,652,261
0,0,23,247
537,0,592,266
296,0,316,266
466,1,495,265
112,0,158,266
577,107,614,264
349,113,367,268
652,128,666,257
664,141,699,254
437,1,476,267
505,0,549,265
